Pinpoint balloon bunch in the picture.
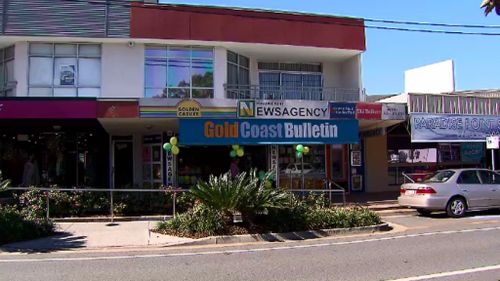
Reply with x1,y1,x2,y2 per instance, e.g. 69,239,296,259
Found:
295,144,310,158
163,136,180,155
229,145,245,158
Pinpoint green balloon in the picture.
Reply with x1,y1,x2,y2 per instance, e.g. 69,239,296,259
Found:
296,151,303,158
258,170,266,180
232,144,239,151
163,143,172,151
296,144,304,152
230,150,237,158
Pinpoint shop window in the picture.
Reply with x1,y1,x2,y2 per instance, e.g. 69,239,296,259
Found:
278,145,326,189
331,145,346,180
226,51,250,98
28,43,101,97
0,46,15,97
142,135,163,189
258,62,322,100
144,46,214,99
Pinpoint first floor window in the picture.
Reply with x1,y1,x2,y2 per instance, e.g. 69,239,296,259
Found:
0,46,15,96
28,43,101,97
145,46,214,99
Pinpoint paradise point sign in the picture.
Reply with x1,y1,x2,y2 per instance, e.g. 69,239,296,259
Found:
180,119,359,145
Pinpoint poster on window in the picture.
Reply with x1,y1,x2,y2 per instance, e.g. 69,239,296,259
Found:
59,65,75,85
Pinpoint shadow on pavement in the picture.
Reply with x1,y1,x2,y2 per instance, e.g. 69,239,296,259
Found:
0,232,86,253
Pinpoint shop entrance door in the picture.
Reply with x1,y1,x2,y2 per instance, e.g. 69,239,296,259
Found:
113,140,133,189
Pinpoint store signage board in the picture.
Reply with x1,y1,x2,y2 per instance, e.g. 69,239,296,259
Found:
382,103,406,120
356,103,382,120
176,99,201,118
179,119,359,145
330,102,356,119
0,99,97,119
486,136,499,149
411,114,500,142
238,100,329,120
461,143,484,162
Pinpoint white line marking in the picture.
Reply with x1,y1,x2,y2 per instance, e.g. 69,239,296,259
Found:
386,264,500,281
1,226,499,263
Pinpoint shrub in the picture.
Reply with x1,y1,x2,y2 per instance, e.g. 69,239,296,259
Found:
156,203,225,237
0,205,54,245
190,170,289,223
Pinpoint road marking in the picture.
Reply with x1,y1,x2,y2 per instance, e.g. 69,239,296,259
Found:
386,264,500,281
1,226,499,263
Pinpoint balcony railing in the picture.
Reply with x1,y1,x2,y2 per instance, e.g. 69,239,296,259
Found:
225,84,360,101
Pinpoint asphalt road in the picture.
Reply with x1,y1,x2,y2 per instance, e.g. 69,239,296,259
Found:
1,211,500,281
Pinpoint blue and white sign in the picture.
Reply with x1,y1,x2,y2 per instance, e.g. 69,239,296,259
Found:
411,114,500,142
179,119,359,145
330,102,356,119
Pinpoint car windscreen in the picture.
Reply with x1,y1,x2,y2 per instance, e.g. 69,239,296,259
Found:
423,170,455,183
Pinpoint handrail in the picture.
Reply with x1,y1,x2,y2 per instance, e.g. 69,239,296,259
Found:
224,84,360,101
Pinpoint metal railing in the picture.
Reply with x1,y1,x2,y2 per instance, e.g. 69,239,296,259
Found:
225,84,360,101
3,184,346,222
4,187,188,222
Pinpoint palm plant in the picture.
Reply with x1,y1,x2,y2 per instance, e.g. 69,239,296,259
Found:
190,170,289,224
0,171,10,192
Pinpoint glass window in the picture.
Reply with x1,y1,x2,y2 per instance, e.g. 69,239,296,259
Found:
168,58,190,87
55,44,77,56
78,58,101,86
424,170,455,183
78,45,101,57
144,46,214,98
457,171,481,184
28,43,101,97
478,170,500,184
29,57,53,86
0,46,15,96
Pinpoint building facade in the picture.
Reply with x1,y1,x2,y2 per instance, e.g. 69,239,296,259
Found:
0,1,404,192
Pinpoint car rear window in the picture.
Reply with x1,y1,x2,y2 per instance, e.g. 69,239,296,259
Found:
424,170,455,183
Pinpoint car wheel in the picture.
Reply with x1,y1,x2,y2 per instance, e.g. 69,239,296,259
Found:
416,208,432,216
446,197,467,218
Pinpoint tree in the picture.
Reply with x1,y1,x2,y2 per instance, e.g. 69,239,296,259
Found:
481,0,500,16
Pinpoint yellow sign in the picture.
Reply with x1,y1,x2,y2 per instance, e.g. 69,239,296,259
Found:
176,100,201,118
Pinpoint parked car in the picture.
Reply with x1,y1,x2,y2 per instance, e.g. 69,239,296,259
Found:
283,163,316,175
398,168,500,218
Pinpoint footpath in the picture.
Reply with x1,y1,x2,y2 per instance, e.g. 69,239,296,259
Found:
0,192,411,253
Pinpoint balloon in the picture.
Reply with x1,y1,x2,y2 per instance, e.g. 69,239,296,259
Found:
169,136,178,146
303,146,310,154
264,181,272,188
296,151,303,158
236,148,244,157
230,150,237,158
163,143,172,151
232,145,239,151
296,144,304,152
171,145,180,155
258,170,266,180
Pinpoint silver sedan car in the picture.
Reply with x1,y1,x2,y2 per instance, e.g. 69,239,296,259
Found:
398,168,500,217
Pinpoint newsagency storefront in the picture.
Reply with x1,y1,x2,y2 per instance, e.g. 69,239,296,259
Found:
176,99,361,192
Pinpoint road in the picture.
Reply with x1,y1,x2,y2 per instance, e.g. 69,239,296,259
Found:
1,210,500,281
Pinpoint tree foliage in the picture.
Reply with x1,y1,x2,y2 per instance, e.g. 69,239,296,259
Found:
481,0,500,16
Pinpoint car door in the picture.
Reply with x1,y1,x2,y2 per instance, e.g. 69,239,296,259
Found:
478,170,500,207
456,170,490,208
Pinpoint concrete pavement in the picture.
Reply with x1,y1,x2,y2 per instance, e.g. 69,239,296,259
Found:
0,221,193,252
0,212,499,281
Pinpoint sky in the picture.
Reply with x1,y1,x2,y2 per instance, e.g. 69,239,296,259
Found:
161,0,500,95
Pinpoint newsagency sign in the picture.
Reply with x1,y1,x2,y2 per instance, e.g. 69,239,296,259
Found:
411,113,500,142
238,100,329,119
179,119,359,145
